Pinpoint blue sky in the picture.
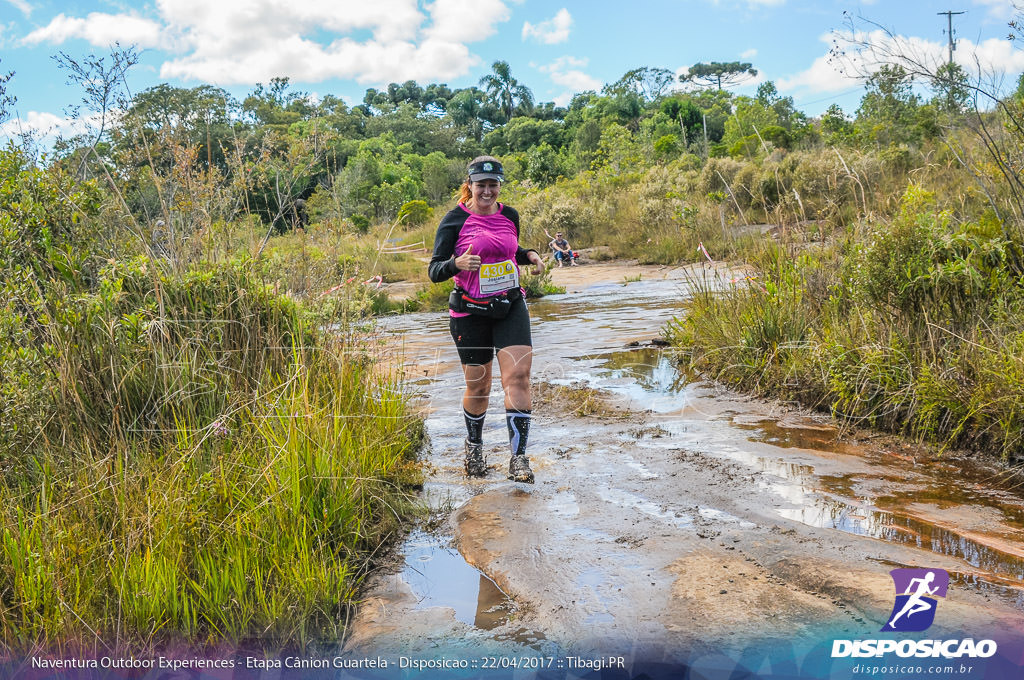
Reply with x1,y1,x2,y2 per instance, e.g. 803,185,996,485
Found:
1,0,1021,142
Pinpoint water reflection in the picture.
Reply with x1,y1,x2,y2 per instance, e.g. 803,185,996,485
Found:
401,531,511,630
779,499,1024,582
731,420,1024,589
736,420,856,454
598,348,689,395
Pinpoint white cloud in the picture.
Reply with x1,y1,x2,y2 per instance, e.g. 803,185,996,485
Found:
425,0,511,43
970,36,1024,82
740,48,757,59
156,0,428,46
522,8,571,44
0,110,98,142
539,56,601,105
973,0,1015,21
23,12,164,48
4,0,31,18
161,35,475,85
780,28,1024,96
20,0,516,86
777,53,851,93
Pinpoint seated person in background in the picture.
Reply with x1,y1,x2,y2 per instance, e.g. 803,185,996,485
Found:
547,230,577,267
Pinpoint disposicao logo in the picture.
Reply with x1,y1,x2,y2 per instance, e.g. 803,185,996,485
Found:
831,567,998,660
882,567,948,632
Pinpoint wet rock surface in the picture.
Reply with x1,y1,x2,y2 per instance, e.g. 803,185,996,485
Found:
344,265,1024,660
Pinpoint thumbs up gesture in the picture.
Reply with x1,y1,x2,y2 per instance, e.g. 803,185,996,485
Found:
455,243,481,271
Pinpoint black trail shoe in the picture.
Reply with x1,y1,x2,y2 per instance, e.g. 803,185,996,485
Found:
508,455,534,483
464,439,487,477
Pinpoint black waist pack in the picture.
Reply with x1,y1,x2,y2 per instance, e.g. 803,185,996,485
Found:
449,286,522,318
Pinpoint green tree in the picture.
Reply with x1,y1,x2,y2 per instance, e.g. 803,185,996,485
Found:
587,92,644,130
362,87,387,113
332,135,422,221
479,60,534,123
653,134,679,159
447,87,498,142
111,84,238,225
397,199,433,226
571,118,603,169
756,81,807,132
126,84,233,133
421,151,461,203
688,89,734,145
856,65,921,145
606,67,677,101
524,142,563,185
422,83,454,115
681,61,758,91
592,123,641,174
931,62,971,115
243,77,312,127
821,103,855,143
723,96,777,150
660,97,704,146
529,101,567,121
365,103,461,156
386,80,425,108
119,84,235,171
500,117,564,152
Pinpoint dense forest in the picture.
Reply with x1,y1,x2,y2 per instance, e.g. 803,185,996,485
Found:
25,56,989,242
2,13,1024,650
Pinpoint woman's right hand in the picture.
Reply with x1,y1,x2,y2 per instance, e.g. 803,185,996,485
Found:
455,244,481,271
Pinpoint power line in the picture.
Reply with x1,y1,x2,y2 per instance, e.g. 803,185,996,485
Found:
792,86,864,110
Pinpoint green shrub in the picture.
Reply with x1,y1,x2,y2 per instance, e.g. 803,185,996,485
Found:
350,213,370,233
654,134,680,158
409,278,455,312
397,199,433,227
522,266,565,297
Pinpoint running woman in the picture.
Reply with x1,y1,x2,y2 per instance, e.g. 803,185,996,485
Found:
428,156,546,483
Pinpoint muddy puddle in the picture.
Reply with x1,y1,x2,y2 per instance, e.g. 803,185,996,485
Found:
401,530,512,630
354,270,1024,655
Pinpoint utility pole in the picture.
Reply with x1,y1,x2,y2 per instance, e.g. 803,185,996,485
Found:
937,10,966,65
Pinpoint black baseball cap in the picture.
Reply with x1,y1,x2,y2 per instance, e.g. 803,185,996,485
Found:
468,159,504,182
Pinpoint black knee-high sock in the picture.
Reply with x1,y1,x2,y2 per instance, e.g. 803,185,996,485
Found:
464,408,486,443
505,409,531,457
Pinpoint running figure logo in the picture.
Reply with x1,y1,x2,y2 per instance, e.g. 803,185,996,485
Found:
882,568,949,632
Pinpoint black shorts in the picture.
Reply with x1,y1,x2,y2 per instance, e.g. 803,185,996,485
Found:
449,297,532,365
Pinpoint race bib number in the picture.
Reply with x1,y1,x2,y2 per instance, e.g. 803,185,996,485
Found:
478,259,519,295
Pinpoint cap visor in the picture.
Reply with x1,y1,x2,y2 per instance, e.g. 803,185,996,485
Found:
469,173,503,181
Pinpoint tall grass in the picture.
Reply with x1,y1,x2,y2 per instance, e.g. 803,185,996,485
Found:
0,147,423,653
0,268,423,653
669,185,1024,460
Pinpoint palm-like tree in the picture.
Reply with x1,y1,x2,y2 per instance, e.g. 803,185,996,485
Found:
479,60,534,123
448,88,487,142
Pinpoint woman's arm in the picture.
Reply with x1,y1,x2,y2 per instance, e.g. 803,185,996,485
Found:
525,249,545,275
427,211,467,282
